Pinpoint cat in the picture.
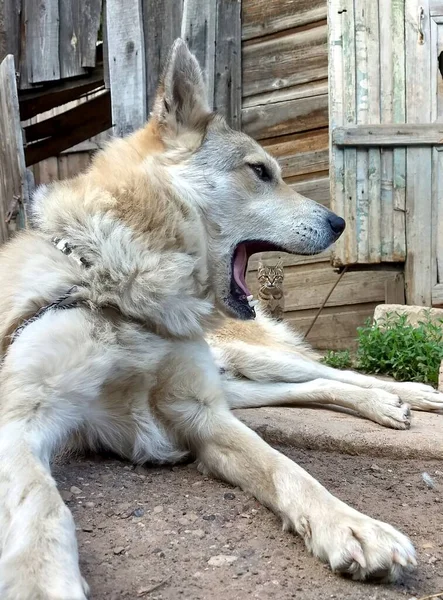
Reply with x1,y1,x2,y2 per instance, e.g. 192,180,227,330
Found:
257,259,285,321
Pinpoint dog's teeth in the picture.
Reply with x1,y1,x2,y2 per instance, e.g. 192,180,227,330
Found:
246,295,254,301
248,299,259,308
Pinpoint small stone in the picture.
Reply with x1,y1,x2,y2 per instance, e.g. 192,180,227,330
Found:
113,546,125,555
82,526,94,533
422,472,436,489
422,542,434,549
60,490,73,502
178,517,189,526
85,502,95,508
153,505,163,514
370,464,381,472
70,486,82,495
133,508,144,518
191,529,205,539
208,554,238,567
203,514,216,521
224,492,236,500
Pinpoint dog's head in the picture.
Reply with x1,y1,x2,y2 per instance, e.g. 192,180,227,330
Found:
149,39,345,320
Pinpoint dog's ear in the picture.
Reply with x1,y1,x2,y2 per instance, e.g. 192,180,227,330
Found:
152,38,210,133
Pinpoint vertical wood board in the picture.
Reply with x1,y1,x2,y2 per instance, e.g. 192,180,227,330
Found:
106,0,146,137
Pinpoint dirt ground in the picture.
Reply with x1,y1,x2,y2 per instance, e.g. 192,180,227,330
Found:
54,448,443,600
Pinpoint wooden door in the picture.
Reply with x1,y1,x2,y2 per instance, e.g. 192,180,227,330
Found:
329,0,443,306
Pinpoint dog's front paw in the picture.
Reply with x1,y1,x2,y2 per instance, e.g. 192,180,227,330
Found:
387,382,443,412
296,508,416,581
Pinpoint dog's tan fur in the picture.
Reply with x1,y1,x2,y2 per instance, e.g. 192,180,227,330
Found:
0,40,442,599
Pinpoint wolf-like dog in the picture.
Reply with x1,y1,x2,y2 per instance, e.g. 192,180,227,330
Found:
0,40,442,599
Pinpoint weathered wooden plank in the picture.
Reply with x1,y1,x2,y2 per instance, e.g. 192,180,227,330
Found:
243,80,328,108
59,0,86,79
385,272,405,304
242,93,328,140
242,24,328,97
333,124,443,146
248,251,331,272
144,0,183,112
330,0,357,266
328,0,345,265
431,2,443,16
356,0,380,263
435,149,443,283
432,283,443,305
22,0,60,84
181,0,215,108
214,0,241,129
289,175,330,206
288,303,379,350
242,0,327,41
106,0,146,137
1,0,20,64
80,0,102,67
405,0,432,305
0,55,29,241
262,129,329,179
246,263,400,312
24,92,111,165
19,68,105,121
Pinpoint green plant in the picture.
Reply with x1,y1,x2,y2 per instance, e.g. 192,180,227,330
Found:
321,350,352,370
356,312,443,385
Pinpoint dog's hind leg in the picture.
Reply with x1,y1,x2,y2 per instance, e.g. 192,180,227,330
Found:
223,378,411,429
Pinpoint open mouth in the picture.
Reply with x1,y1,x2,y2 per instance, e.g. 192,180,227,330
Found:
228,240,288,319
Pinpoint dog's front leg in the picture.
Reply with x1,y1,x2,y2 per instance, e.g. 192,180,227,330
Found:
157,340,416,582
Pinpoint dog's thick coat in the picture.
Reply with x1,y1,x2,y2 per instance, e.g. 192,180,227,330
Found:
0,40,442,599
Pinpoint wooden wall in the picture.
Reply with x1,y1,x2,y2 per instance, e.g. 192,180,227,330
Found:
31,0,405,350
241,0,404,349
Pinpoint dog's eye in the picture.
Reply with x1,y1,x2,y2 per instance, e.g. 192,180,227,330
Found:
249,163,272,182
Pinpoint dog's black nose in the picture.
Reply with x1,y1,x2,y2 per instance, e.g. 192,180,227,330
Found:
328,214,346,235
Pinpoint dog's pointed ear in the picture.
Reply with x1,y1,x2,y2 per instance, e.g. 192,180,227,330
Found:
152,39,210,133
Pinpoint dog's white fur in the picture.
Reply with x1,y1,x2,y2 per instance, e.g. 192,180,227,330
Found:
0,40,442,599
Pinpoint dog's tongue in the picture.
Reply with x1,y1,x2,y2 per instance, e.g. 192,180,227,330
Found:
233,244,251,296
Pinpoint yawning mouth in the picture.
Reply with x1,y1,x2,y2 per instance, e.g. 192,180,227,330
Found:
228,240,288,319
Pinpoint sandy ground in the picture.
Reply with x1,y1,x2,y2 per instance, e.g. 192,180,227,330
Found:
54,447,443,600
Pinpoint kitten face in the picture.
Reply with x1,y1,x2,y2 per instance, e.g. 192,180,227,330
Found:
258,263,284,289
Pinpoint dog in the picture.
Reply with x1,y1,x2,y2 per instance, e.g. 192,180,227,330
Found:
0,39,442,599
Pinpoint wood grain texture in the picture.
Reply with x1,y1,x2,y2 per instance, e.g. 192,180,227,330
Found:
19,68,105,121
0,55,29,241
289,175,330,207
262,129,329,178
59,0,84,79
246,263,400,312
405,0,433,305
80,0,102,67
242,0,327,41
181,0,215,108
106,0,146,137
242,24,328,97
144,0,183,112
24,92,111,165
22,0,60,84
214,0,241,129
288,303,379,350
243,92,328,140
333,124,443,146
